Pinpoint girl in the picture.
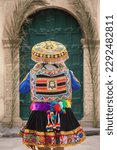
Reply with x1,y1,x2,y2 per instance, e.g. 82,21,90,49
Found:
18,41,86,150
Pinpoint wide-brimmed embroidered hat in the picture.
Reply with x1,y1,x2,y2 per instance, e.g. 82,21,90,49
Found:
32,41,69,63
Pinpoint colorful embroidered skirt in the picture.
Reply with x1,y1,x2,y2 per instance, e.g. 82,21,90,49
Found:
18,108,86,149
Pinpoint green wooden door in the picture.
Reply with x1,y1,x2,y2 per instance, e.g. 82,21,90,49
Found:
20,9,83,120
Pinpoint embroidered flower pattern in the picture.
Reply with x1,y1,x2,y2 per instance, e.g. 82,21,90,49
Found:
23,127,86,147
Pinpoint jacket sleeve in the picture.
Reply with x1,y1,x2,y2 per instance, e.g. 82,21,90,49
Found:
70,70,81,90
19,72,30,94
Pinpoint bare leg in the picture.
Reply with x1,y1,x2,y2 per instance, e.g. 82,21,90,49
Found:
28,145,36,150
27,146,51,150
38,148,51,150
53,148,64,150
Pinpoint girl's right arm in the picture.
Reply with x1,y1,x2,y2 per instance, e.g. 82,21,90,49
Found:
19,72,30,94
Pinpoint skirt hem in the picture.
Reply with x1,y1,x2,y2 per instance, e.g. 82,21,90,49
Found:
23,136,86,148
18,126,86,148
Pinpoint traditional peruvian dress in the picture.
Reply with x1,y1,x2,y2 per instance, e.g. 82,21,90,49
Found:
18,41,86,149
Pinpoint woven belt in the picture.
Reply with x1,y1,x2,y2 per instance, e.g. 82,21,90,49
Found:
30,100,71,112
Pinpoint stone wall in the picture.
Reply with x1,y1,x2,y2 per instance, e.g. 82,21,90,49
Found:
0,0,5,121
0,0,100,127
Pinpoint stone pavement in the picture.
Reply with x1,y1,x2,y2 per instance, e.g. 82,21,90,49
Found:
0,135,100,150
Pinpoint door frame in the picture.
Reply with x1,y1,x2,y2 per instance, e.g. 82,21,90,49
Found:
19,8,84,120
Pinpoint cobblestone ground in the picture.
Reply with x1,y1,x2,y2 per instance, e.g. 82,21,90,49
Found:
0,136,99,150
